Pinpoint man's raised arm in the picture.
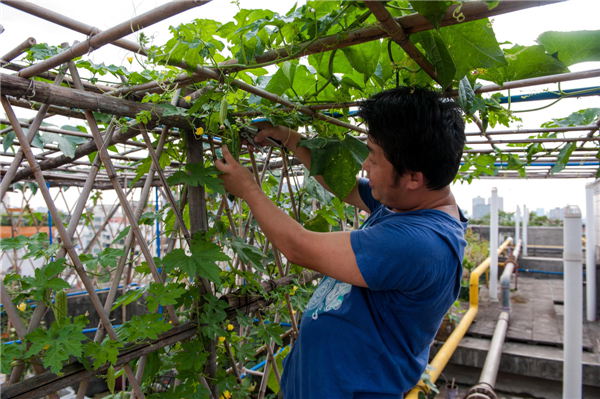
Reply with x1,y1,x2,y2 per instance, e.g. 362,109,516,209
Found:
254,124,369,213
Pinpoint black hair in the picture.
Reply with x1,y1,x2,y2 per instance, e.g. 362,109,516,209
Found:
357,86,465,190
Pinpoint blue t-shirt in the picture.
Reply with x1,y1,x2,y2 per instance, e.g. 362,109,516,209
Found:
280,178,467,398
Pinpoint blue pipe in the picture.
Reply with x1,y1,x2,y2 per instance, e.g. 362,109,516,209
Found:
518,268,564,276
498,86,600,104
46,183,54,262
251,318,292,328
155,187,164,316
242,345,289,378
0,283,141,310
155,187,161,259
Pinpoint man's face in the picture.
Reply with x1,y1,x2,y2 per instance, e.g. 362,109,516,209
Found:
363,137,403,205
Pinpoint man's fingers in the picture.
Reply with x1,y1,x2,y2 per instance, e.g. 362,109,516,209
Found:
221,145,234,162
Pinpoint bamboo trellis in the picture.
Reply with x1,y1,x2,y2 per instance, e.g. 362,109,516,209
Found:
0,1,599,398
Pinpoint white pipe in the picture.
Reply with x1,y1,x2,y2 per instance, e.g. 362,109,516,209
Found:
585,184,596,321
515,205,521,244
490,187,499,301
522,205,529,256
563,205,583,399
478,311,509,388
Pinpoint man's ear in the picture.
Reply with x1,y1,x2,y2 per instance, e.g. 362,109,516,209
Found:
406,171,425,190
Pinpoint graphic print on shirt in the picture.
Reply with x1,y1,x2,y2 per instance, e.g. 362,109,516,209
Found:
305,277,352,320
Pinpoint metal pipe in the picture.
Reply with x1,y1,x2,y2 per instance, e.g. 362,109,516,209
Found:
522,205,529,256
490,188,499,301
501,265,514,312
478,311,509,389
563,205,583,399
406,238,513,398
515,206,521,245
585,183,596,321
466,241,521,399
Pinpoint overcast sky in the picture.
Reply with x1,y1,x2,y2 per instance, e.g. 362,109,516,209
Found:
1,0,599,216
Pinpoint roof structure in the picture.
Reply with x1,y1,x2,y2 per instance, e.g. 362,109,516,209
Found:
0,1,598,398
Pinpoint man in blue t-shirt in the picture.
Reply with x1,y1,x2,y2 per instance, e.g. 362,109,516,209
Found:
216,87,467,398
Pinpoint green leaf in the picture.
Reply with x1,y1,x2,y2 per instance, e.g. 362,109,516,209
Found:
25,316,88,374
3,130,15,152
542,108,600,128
190,239,229,283
550,142,576,174
172,339,208,374
146,282,187,312
342,41,381,82
480,45,568,84
538,30,600,66
111,288,144,311
39,132,87,158
302,135,365,199
304,213,332,232
163,237,229,283
0,235,29,250
1,342,25,374
343,134,369,165
267,345,291,393
167,163,224,193
410,1,453,29
112,226,131,244
439,18,506,80
263,61,314,99
229,238,268,273
97,247,124,268
116,313,171,343
322,144,358,199
412,30,455,88
83,339,123,369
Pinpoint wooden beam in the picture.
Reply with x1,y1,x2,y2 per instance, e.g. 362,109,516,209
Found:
0,72,190,128
16,1,210,78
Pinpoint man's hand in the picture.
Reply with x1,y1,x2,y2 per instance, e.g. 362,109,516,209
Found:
214,145,259,200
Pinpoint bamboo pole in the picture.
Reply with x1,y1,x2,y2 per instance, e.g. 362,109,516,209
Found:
3,62,113,94
7,96,88,120
17,1,210,78
449,68,600,96
1,95,147,398
0,37,36,64
465,146,598,154
1,0,145,55
139,125,192,244
464,125,598,136
467,136,599,145
67,62,179,325
0,67,68,201
76,127,168,398
365,1,440,86
0,118,148,146
0,72,191,129
8,120,110,384
108,1,558,97
0,283,54,383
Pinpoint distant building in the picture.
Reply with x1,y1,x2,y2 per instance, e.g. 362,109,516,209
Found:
548,207,563,220
472,195,504,219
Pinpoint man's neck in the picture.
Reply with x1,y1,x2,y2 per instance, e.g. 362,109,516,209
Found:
389,187,460,219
